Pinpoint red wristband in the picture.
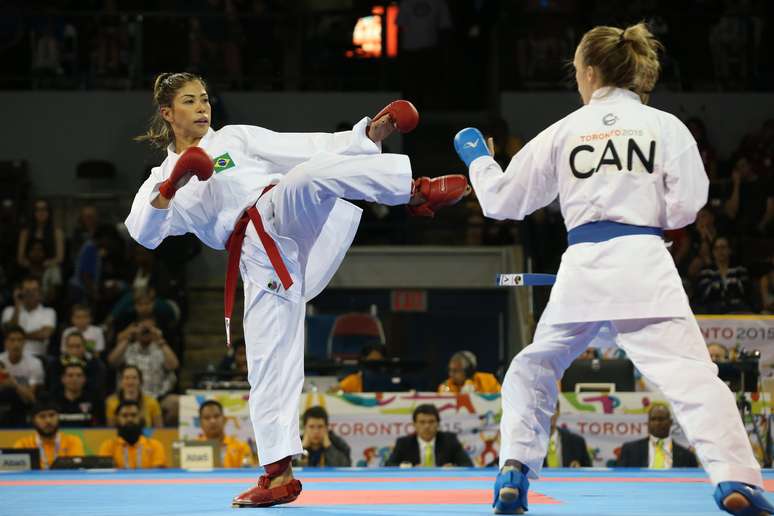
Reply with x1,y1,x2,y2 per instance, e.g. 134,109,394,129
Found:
158,180,175,200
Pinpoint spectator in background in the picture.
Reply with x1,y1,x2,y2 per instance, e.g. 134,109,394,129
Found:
694,236,754,313
217,338,248,383
335,343,388,393
54,361,103,427
2,276,56,357
0,325,40,425
618,403,698,468
543,401,590,468
686,207,721,281
109,288,179,350
105,365,163,428
50,332,107,401
16,199,65,279
30,19,63,87
686,118,719,182
108,317,179,401
127,245,171,299
98,399,167,469
724,156,774,236
198,400,255,468
295,406,351,467
397,0,453,108
68,205,98,270
60,304,105,357
385,404,472,467
437,351,500,394
760,255,774,314
707,342,729,363
22,240,62,306
14,397,84,469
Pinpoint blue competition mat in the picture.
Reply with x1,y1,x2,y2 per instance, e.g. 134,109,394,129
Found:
1,467,772,515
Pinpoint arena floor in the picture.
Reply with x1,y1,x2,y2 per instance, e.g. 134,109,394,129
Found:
2,467,773,515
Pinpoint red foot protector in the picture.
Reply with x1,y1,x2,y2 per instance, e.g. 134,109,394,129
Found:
372,100,419,133
232,456,302,508
408,174,471,217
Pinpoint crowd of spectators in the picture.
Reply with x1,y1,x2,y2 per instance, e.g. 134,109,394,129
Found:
0,197,192,429
1,1,772,92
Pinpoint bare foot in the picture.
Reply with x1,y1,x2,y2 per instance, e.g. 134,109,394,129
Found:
268,466,294,488
724,492,770,516
368,116,397,143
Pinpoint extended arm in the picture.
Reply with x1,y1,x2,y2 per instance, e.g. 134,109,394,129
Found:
454,127,559,221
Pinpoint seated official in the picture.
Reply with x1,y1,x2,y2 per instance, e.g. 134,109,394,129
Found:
197,400,255,468
295,406,351,467
437,351,500,394
335,343,388,393
544,401,591,468
14,398,84,469
385,404,473,467
98,400,167,469
618,403,698,468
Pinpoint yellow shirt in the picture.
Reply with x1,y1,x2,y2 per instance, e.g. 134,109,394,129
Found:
437,372,501,394
105,394,162,427
14,433,85,469
338,372,363,393
197,434,255,468
98,435,167,469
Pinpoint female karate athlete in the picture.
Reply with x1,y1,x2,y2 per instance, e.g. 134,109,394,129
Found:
454,23,772,516
126,72,469,507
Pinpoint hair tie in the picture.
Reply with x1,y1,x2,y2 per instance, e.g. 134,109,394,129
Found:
617,31,627,47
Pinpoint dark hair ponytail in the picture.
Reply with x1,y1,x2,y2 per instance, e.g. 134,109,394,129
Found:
135,72,208,149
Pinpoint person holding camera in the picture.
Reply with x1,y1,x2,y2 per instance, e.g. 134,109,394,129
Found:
107,317,179,404
1,276,56,358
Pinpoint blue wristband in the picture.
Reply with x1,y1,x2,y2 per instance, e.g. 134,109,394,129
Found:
454,127,489,167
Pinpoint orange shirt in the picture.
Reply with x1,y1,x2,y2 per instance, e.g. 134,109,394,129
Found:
437,372,501,394
98,435,166,469
197,434,255,468
338,372,363,393
14,433,85,469
105,394,162,428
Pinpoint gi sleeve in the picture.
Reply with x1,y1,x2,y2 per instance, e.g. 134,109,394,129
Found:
233,117,381,174
124,166,189,249
662,118,709,230
469,123,559,221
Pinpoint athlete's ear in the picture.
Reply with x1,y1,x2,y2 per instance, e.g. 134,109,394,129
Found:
160,106,173,124
584,64,596,86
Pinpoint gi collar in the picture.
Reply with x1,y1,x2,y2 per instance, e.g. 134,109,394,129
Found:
167,127,215,158
588,87,641,105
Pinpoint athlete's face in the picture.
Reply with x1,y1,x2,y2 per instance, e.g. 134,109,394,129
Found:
161,80,211,142
574,46,597,105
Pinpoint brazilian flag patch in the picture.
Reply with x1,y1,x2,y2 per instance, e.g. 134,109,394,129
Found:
213,152,236,173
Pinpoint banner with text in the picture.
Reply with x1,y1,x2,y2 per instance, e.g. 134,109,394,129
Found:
179,391,770,467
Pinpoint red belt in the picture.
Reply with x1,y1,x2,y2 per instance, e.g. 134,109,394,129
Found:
224,185,293,346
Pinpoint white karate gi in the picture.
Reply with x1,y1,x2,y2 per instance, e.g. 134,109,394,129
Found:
125,117,412,465
470,88,761,487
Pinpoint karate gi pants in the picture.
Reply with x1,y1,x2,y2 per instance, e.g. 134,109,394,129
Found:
499,316,762,488
240,152,412,466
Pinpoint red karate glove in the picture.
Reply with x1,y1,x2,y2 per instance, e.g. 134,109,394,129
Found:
158,147,214,200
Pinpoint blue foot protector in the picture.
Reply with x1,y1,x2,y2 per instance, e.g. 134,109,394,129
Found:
714,482,774,516
493,466,529,514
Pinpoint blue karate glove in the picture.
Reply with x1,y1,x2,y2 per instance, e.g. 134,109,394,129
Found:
454,127,490,168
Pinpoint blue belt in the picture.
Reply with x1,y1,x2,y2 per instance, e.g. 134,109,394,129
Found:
567,221,663,246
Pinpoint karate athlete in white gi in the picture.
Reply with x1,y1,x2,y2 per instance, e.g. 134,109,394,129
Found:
125,72,469,508
454,24,773,516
